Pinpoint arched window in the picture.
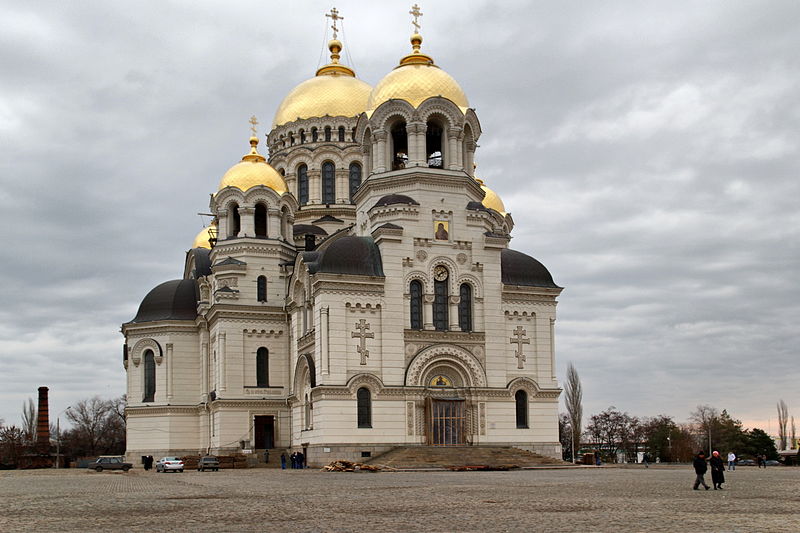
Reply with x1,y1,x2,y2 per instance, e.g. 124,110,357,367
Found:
324,126,332,142
348,162,362,201
278,168,285,177
391,121,408,170
426,119,444,168
515,390,529,429
143,349,156,402
311,127,318,142
257,275,267,302
256,347,269,387
351,127,357,142
357,387,372,428
458,283,472,332
321,161,335,204
297,164,309,205
299,129,305,144
433,271,449,331
228,203,240,237
254,203,268,238
409,280,423,330
338,126,345,142
289,132,295,145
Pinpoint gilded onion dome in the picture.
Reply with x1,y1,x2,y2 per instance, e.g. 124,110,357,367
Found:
367,32,468,115
218,135,288,194
272,39,372,128
192,223,216,249
475,175,507,216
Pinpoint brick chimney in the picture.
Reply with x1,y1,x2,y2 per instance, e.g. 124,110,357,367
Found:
36,386,50,454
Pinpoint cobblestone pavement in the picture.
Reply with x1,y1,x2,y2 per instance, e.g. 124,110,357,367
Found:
0,465,797,532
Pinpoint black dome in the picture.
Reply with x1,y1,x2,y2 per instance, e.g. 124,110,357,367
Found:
501,249,560,288
189,248,211,277
307,236,384,276
293,224,328,236
373,194,419,208
131,279,199,323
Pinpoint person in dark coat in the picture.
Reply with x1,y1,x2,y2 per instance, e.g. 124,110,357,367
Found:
709,451,725,489
692,451,710,490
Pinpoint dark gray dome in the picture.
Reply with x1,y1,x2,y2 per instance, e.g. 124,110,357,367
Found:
501,249,560,288
373,194,419,208
188,248,211,278
131,279,199,323
293,224,328,236
306,236,384,276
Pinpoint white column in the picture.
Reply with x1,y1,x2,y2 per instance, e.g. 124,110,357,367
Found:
375,130,387,173
166,343,174,399
268,208,281,239
448,128,461,170
320,306,330,375
239,207,254,237
219,332,227,392
449,296,461,331
217,209,228,240
423,294,435,330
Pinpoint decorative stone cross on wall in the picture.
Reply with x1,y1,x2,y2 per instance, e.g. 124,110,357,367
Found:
510,326,530,369
352,319,374,365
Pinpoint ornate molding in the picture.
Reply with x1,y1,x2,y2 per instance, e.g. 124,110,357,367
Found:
129,338,162,367
405,344,487,387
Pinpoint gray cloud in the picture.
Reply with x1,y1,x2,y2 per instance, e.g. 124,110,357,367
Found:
1,1,797,432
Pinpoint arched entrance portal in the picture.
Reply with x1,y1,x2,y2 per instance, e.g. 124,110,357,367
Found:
406,345,486,446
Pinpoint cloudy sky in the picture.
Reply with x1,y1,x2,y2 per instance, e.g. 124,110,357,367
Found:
1,0,798,434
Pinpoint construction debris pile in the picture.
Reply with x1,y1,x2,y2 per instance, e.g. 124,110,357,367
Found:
322,460,383,472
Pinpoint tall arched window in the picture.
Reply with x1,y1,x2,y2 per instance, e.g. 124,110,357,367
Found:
324,126,331,142
338,126,345,142
257,276,267,302
228,203,240,237
426,119,444,168
256,347,269,387
254,203,267,237
311,127,318,142
409,280,423,330
433,271,449,331
297,164,309,205
357,387,372,428
515,390,529,429
348,162,362,201
143,349,156,402
322,162,335,204
458,283,472,332
391,121,408,170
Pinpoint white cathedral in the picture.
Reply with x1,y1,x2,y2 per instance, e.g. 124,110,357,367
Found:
122,8,563,465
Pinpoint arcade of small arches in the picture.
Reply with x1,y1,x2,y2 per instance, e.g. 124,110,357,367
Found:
407,265,476,332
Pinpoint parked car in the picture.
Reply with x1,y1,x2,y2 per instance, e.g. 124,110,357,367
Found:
737,459,756,466
197,456,220,472
91,456,133,472
764,460,782,466
156,457,184,473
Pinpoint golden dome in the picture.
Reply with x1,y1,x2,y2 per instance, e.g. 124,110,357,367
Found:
272,39,372,128
218,136,288,194
367,33,468,115
192,224,215,249
475,176,507,215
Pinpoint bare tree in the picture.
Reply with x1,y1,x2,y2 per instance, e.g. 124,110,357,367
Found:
689,405,719,453
776,400,788,450
21,398,36,445
65,396,112,457
564,362,583,463
792,416,796,450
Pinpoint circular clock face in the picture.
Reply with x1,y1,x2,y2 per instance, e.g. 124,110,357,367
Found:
434,266,448,281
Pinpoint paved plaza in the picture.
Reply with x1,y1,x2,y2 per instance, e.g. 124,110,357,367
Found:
0,465,797,532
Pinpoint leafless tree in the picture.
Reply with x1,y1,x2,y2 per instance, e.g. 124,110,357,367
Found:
791,416,796,450
0,425,25,465
65,396,112,457
776,399,788,450
21,398,36,445
689,405,719,453
564,362,583,463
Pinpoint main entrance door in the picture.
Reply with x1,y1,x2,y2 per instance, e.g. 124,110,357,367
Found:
427,399,466,446
254,415,275,449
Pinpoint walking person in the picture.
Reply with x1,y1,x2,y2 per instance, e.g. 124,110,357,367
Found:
692,451,710,490
727,451,736,471
642,452,649,468
710,451,725,490
280,452,287,470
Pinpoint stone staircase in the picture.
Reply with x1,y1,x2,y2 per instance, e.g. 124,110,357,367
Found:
364,446,568,470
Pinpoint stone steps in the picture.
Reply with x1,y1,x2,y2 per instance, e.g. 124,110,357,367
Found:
364,446,567,470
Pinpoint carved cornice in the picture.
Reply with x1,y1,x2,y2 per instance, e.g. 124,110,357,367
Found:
297,330,316,352
404,330,485,344
126,405,200,416
122,322,199,336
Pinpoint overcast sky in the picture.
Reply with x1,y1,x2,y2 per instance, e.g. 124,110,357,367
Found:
1,1,798,434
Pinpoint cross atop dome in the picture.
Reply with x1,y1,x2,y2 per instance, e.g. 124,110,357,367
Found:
249,115,259,137
409,4,423,33
326,7,343,39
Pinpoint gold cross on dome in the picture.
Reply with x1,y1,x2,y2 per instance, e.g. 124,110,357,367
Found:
249,115,258,136
326,7,343,39
409,4,423,32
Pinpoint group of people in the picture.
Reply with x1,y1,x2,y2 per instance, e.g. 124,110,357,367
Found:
693,450,741,490
142,455,154,471
280,451,306,469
